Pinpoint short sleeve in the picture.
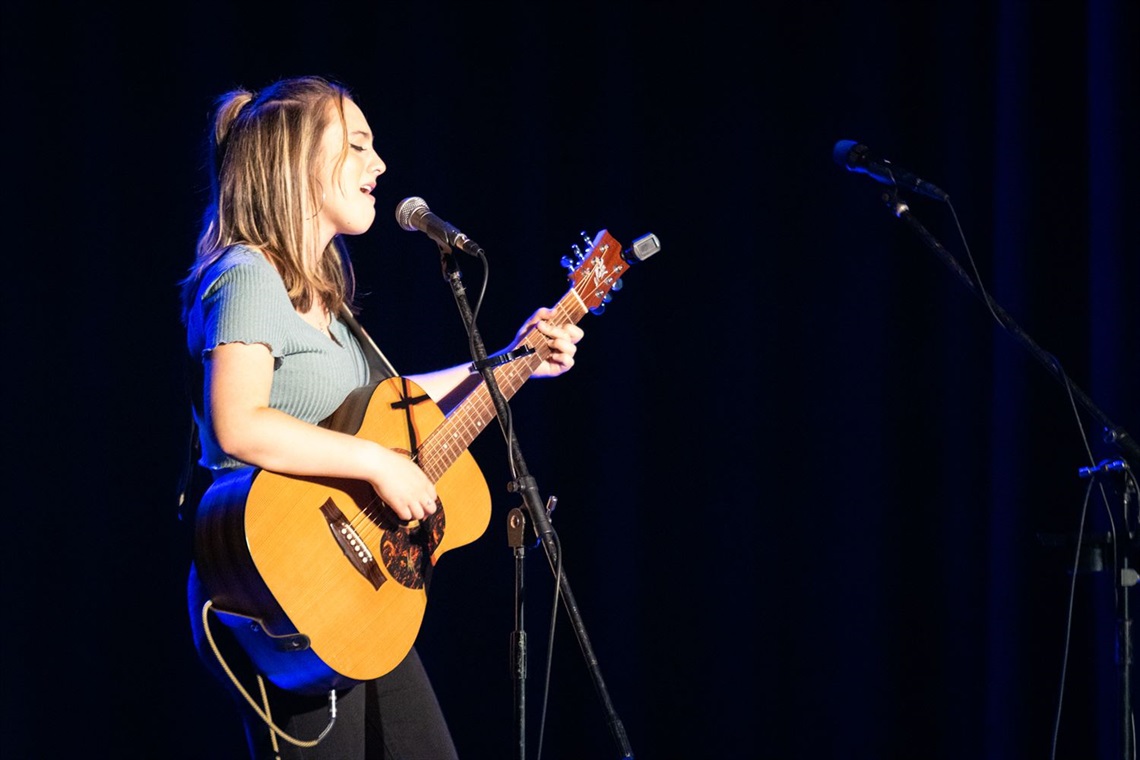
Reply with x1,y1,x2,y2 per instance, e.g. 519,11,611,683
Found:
197,249,293,360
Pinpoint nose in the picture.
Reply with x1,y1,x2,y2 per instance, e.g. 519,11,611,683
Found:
372,154,387,177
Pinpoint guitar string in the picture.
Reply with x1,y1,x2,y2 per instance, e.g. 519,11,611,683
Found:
411,295,580,478
336,286,586,572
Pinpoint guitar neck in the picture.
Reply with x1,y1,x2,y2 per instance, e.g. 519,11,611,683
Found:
416,287,589,482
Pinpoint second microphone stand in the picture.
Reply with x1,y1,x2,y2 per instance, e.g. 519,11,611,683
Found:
435,243,634,760
879,187,1137,760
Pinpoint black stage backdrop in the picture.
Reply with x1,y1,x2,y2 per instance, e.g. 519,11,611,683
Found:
4,1,1138,758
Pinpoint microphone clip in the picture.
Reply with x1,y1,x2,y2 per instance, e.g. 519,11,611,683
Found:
1078,458,1131,479
472,346,536,373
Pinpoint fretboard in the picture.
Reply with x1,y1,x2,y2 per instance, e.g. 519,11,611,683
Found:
417,288,588,482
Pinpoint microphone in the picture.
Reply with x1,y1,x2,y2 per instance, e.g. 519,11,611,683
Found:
395,196,485,256
832,140,949,201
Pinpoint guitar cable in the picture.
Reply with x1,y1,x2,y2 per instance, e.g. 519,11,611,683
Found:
199,600,337,748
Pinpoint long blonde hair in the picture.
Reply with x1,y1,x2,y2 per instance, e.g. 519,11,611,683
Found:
180,75,357,322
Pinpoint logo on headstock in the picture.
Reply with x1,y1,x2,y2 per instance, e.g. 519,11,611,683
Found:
586,243,624,288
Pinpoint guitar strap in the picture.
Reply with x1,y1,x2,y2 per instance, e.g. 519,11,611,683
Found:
337,303,398,382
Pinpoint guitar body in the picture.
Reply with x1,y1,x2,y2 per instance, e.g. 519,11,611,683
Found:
194,376,491,695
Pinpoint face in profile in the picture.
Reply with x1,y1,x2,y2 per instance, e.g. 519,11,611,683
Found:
316,97,387,238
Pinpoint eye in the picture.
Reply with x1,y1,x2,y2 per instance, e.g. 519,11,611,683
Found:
350,144,367,153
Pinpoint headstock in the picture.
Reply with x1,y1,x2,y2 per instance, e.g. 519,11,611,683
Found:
562,230,660,315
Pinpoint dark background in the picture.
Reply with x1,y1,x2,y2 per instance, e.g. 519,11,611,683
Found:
4,1,1138,758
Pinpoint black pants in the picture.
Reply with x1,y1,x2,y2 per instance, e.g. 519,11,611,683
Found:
187,564,459,760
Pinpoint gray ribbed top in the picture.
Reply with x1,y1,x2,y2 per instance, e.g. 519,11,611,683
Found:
186,245,371,472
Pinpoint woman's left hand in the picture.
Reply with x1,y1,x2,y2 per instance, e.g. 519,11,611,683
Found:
512,307,584,378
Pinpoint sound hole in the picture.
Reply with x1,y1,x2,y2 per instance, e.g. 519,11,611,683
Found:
379,505,445,589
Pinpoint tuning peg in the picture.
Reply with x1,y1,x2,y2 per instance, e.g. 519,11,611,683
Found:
580,231,594,248
561,244,581,272
589,304,606,316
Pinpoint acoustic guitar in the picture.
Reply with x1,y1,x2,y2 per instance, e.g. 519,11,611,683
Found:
193,229,657,694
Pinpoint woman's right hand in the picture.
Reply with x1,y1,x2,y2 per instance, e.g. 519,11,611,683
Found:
367,445,439,522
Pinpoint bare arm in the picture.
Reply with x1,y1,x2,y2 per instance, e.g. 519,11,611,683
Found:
206,342,439,521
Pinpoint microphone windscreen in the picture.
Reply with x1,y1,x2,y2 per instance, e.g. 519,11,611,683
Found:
395,196,428,231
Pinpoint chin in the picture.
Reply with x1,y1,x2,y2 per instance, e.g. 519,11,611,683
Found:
345,212,376,235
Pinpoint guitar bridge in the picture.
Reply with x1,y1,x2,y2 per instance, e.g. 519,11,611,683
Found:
320,499,387,590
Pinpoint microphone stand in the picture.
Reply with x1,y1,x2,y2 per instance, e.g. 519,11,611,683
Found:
878,188,1138,760
434,243,634,760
